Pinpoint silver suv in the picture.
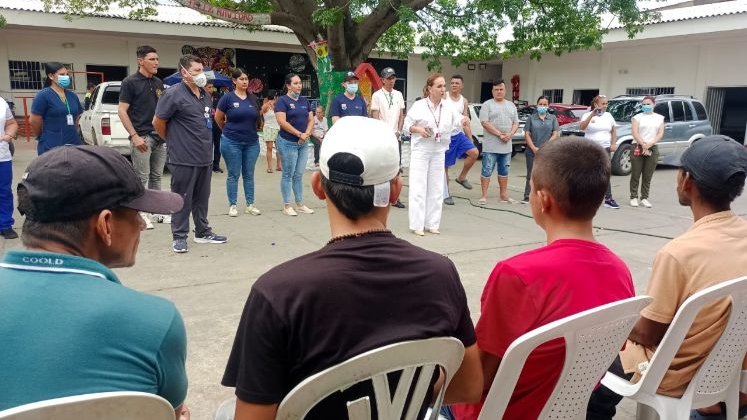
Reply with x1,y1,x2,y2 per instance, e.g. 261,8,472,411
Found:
560,95,712,175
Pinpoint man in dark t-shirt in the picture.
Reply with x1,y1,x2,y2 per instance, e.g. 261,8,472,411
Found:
222,116,482,419
119,45,167,229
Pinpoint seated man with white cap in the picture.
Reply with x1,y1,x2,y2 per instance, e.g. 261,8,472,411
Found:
221,116,482,420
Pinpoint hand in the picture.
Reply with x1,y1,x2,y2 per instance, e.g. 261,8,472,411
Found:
1,134,11,143
610,143,618,152
132,135,148,153
176,404,190,420
461,116,469,127
499,133,511,142
530,145,539,154
299,132,309,143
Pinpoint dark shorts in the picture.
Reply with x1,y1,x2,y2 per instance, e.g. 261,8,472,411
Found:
445,132,476,167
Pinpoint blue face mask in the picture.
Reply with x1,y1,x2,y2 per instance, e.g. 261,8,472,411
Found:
537,106,548,114
346,83,359,94
289,91,300,100
641,104,654,113
57,75,71,88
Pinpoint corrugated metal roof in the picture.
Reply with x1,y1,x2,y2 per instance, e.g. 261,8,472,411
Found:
608,0,747,29
0,0,293,33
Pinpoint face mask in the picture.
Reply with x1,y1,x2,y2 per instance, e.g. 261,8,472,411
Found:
537,106,548,114
641,104,654,113
57,75,71,88
289,91,300,100
346,83,359,94
192,72,208,88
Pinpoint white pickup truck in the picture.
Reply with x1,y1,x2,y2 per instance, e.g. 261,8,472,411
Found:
78,81,130,155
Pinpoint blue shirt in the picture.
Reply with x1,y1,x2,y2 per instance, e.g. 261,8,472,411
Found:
0,250,188,410
275,95,311,142
217,91,259,143
31,87,83,154
330,94,367,119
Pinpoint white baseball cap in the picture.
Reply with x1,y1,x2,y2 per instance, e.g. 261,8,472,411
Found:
319,116,400,207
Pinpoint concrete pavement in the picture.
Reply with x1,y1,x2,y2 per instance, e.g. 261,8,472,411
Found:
2,139,746,419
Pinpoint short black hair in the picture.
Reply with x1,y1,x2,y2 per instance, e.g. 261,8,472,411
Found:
43,62,66,87
492,79,505,87
320,153,376,220
532,136,610,220
136,45,157,59
284,73,299,87
230,67,247,79
537,95,550,103
451,74,464,81
687,169,745,209
178,54,201,70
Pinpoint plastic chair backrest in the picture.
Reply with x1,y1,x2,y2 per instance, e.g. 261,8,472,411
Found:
275,337,465,420
0,391,175,420
478,295,652,420
634,276,747,400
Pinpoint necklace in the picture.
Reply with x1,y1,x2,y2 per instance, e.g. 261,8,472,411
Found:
327,228,391,245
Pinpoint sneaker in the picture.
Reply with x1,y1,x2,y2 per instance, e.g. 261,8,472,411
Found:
444,196,455,206
455,178,473,190
392,200,406,209
428,228,440,234
0,228,18,239
194,231,228,244
520,197,529,204
640,198,652,208
172,238,188,253
630,198,639,207
212,167,224,173
500,197,518,204
412,229,425,236
603,198,620,209
283,206,298,216
140,212,154,230
295,205,315,214
245,204,262,216
228,205,238,217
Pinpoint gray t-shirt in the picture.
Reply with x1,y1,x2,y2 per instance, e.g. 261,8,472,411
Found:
525,112,559,153
479,99,519,154
155,83,214,166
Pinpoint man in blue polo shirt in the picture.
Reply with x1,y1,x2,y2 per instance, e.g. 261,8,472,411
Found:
330,71,367,124
0,145,189,419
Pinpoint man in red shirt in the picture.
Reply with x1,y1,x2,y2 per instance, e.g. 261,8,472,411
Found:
451,136,635,420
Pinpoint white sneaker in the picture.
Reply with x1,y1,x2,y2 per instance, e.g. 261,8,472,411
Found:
412,229,425,236
283,206,298,216
140,212,154,230
295,205,315,214
228,205,238,217
640,198,652,208
245,204,262,216
630,198,639,207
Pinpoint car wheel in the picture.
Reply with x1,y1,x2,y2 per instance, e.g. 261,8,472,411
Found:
611,143,633,176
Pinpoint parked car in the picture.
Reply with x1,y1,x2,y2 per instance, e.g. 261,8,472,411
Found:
468,103,526,157
560,94,712,175
79,81,130,155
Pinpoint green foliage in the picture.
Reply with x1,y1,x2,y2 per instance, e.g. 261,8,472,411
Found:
0,14,6,28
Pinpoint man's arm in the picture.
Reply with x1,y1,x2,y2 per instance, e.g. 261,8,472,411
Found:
234,400,277,420
119,102,148,152
628,316,670,348
153,116,168,140
3,118,19,143
444,343,483,404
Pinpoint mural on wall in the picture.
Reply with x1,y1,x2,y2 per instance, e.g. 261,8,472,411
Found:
181,45,235,76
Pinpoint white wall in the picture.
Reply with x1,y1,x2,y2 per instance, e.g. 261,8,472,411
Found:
406,56,500,104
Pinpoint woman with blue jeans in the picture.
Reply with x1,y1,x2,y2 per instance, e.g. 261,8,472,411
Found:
215,68,262,217
274,73,315,216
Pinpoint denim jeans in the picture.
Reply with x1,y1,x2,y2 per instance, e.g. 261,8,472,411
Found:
130,134,166,190
276,136,309,204
0,160,13,230
220,134,260,206
481,152,511,177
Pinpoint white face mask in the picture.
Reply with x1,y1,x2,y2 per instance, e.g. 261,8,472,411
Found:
192,72,208,88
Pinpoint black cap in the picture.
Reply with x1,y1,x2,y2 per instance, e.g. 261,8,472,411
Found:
343,71,359,82
671,135,747,189
18,145,184,222
380,67,396,79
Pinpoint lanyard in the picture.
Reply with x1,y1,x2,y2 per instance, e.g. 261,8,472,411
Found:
427,99,442,140
386,91,393,109
58,91,71,115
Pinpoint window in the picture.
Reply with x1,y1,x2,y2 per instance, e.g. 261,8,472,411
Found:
671,101,686,122
654,103,670,122
299,74,312,97
542,89,563,103
8,61,75,90
684,102,695,121
693,101,708,120
100,85,120,105
626,87,675,96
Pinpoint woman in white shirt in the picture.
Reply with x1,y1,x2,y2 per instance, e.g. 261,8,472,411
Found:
404,74,463,236
629,96,664,208
580,95,619,209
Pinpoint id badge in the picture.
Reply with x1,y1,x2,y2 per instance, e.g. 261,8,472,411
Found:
206,117,213,129
66,114,74,126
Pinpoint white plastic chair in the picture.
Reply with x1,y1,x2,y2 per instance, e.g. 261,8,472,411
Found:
601,275,747,420
272,337,464,420
478,295,653,420
0,391,175,420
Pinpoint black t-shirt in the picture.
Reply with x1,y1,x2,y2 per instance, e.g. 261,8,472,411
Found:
119,72,164,135
222,231,475,418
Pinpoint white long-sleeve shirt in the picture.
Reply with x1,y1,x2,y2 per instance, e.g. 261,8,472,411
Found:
404,98,462,153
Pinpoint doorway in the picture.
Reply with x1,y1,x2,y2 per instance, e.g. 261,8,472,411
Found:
572,89,599,106
86,65,128,85
705,87,747,144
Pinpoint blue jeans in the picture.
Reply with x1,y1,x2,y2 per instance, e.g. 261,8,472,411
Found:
276,136,308,204
481,152,511,177
0,161,13,230
220,135,260,205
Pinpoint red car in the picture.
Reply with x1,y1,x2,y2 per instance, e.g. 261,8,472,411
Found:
519,104,586,126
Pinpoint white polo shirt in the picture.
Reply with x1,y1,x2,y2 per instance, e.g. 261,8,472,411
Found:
370,88,405,134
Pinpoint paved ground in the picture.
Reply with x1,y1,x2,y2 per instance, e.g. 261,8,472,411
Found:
3,139,746,419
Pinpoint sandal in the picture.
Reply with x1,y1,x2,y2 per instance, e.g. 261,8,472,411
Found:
689,402,747,419
267,168,273,173
477,198,487,206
